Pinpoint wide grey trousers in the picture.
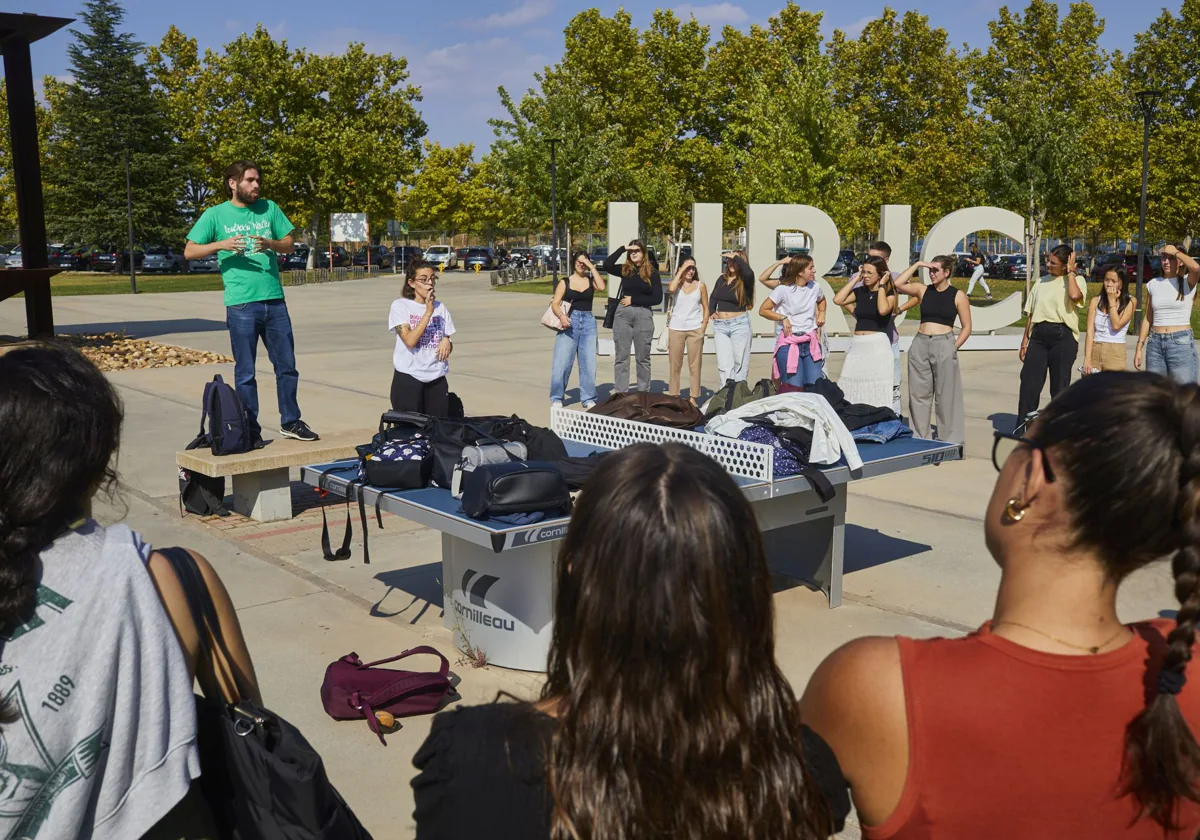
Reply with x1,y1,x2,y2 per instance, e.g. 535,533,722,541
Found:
613,306,654,392
907,332,965,444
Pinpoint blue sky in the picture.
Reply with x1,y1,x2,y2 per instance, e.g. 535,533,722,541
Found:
23,0,1167,154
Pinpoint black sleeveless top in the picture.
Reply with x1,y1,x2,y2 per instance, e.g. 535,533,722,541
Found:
560,277,595,312
920,283,959,328
854,285,892,332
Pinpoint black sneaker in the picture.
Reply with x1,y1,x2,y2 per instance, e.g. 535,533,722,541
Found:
280,420,320,442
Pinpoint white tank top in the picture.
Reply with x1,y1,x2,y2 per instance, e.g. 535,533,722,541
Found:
1093,306,1129,343
1147,276,1197,327
669,284,704,331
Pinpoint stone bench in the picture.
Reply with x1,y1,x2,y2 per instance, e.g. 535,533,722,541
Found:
176,430,369,522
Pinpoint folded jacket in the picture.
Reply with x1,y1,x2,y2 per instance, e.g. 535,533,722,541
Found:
852,419,913,445
772,330,823,379
705,392,862,470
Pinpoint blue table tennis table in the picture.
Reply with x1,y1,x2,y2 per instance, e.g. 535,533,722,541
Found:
302,408,961,670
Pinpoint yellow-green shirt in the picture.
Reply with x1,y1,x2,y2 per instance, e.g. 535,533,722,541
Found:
1024,273,1087,337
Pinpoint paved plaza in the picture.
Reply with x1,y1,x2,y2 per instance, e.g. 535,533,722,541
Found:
0,274,1177,838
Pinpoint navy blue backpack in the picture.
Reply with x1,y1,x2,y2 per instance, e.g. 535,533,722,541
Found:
189,374,255,456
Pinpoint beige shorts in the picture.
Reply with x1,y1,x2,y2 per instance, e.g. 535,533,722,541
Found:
1093,341,1127,372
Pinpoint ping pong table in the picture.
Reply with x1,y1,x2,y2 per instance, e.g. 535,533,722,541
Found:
301,407,961,671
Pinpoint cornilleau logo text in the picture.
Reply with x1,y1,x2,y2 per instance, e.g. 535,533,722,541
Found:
519,523,570,546
454,569,515,632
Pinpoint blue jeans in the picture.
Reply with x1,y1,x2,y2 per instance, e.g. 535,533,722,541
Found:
1146,330,1199,384
774,343,824,387
226,299,301,435
713,314,752,384
549,309,598,404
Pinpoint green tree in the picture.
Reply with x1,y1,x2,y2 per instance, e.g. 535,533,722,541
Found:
44,0,184,253
970,0,1109,285
399,141,514,240
828,8,982,238
0,80,57,241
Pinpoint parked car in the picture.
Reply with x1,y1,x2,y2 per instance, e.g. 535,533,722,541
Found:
424,244,457,270
142,246,187,273
393,245,425,269
828,248,858,277
189,253,219,273
588,247,610,266
463,247,497,271
990,254,1026,281
279,244,310,271
352,245,393,269
455,247,470,266
314,246,351,268
49,244,90,271
90,245,144,272
509,247,536,266
5,246,22,269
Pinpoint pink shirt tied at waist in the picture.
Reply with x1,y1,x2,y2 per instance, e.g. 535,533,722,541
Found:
773,330,823,379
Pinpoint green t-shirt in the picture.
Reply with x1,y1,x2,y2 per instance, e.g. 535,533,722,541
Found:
187,199,294,306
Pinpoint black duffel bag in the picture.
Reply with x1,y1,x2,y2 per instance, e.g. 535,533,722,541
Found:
461,461,571,520
358,411,434,490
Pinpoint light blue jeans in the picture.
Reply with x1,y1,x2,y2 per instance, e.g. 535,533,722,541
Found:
550,309,598,404
1146,330,1199,385
713,313,752,384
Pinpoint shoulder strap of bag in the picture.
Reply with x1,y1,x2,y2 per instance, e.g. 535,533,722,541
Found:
318,467,355,561
358,646,450,677
158,546,251,704
198,378,216,439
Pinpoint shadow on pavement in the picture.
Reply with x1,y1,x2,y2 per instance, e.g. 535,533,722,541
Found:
58,318,228,338
372,563,444,625
843,525,931,574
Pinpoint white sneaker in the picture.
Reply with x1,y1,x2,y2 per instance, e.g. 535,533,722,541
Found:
581,401,596,410
551,401,563,409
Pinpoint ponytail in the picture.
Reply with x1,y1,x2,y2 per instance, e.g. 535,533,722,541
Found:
1122,385,1200,828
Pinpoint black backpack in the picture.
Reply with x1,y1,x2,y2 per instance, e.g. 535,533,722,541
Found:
189,374,255,456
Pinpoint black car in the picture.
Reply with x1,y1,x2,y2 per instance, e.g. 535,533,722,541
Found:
279,244,310,271
393,245,424,268
990,254,1026,281
352,245,393,269
314,246,351,268
49,245,89,271
463,247,497,270
90,245,144,272
589,247,609,265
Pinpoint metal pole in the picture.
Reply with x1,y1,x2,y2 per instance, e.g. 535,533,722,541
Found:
1135,113,1151,331
124,146,137,294
549,138,559,286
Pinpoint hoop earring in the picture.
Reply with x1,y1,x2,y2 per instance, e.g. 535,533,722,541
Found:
1004,498,1029,522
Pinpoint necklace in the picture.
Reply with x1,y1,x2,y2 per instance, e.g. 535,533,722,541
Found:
992,620,1128,655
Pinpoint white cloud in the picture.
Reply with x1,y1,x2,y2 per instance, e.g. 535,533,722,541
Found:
223,19,244,33
674,3,749,26
475,0,555,29
842,15,876,39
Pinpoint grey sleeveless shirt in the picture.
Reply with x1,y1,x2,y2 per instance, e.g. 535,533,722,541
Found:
0,521,199,839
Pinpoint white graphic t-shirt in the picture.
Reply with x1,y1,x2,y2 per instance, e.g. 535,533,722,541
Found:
389,298,457,382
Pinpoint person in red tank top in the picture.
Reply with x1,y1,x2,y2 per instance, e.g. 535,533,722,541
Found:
801,371,1200,839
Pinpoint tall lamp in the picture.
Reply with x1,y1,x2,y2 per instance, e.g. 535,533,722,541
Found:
1134,90,1162,330
547,136,560,287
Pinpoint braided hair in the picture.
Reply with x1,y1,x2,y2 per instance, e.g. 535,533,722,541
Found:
1033,373,1200,829
0,344,122,639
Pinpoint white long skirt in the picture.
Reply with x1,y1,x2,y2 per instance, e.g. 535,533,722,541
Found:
839,332,894,409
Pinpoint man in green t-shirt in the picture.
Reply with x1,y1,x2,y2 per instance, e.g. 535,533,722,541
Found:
185,161,318,442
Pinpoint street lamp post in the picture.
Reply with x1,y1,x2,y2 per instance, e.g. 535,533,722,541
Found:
123,145,137,294
548,137,560,287
1134,90,1162,330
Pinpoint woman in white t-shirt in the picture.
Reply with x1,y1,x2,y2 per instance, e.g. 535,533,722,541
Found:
1135,244,1200,384
666,257,709,403
758,255,826,387
389,259,457,415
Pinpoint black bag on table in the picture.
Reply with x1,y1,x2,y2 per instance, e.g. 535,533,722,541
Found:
158,547,373,840
461,461,571,520
702,378,777,421
357,411,434,490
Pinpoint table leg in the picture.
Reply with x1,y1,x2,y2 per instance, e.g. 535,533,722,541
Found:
441,533,558,672
231,468,292,522
754,488,848,608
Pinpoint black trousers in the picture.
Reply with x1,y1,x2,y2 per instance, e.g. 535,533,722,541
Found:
1018,322,1077,424
390,370,450,416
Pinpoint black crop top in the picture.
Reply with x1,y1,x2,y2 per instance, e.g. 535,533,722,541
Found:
559,278,595,312
709,256,755,314
412,702,851,838
920,283,959,328
854,285,893,332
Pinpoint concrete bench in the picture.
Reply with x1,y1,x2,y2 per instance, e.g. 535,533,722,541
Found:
176,430,369,522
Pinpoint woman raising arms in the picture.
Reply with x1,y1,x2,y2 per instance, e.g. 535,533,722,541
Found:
893,256,971,443
759,255,827,388
600,240,662,394
1135,244,1200,384
1084,265,1133,374
549,252,606,409
665,257,709,404
709,251,756,384
833,256,897,408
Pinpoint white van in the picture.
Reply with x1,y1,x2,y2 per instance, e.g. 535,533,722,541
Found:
425,245,458,269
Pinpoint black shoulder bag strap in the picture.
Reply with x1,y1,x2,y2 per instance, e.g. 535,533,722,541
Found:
317,465,359,562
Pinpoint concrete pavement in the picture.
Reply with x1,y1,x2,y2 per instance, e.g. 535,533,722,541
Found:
0,273,1175,839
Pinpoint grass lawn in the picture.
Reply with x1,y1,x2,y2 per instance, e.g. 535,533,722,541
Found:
21,272,226,296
